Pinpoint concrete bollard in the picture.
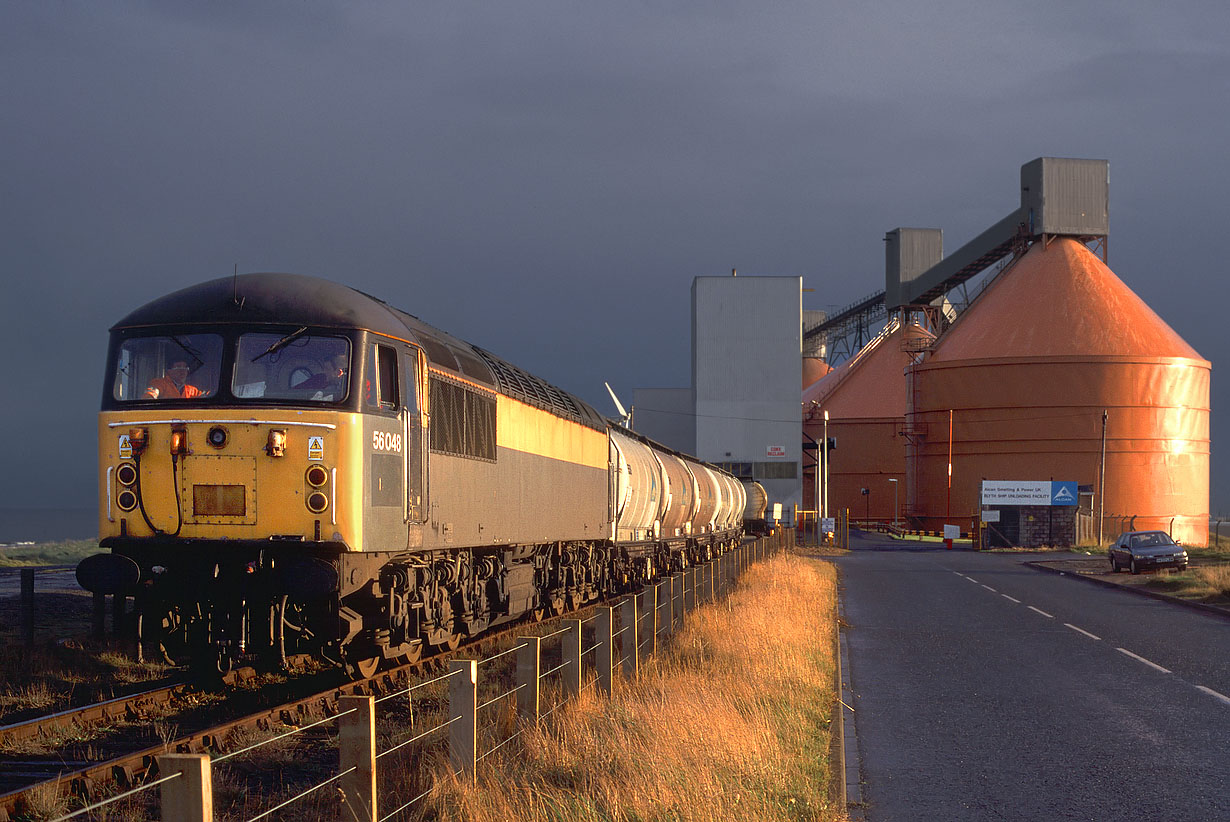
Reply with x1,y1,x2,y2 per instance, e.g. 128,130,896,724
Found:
339,695,376,821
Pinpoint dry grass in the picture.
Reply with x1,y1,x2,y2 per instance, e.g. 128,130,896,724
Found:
413,553,843,822
1149,563,1230,603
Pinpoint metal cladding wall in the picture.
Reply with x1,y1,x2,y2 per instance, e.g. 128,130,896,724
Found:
802,320,934,520
693,275,803,517
907,238,1210,544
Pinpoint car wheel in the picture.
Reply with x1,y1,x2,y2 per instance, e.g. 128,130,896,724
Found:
1129,557,1139,575
1109,557,1119,573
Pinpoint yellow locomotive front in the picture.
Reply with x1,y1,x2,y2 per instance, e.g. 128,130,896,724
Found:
77,275,397,675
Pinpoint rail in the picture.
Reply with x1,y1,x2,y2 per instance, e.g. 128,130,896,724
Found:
33,530,792,821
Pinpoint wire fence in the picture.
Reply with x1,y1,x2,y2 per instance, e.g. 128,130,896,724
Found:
44,530,790,822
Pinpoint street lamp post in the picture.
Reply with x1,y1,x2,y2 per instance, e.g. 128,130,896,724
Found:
822,410,829,522
888,478,899,528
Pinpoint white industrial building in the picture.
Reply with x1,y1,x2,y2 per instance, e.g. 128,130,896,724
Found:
634,273,803,522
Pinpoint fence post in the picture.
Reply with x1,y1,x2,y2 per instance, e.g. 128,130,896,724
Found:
338,695,376,821
20,569,34,646
685,568,696,612
112,593,127,639
158,753,212,822
672,573,684,629
92,592,107,642
596,606,614,695
706,560,714,602
516,636,541,724
448,660,478,782
563,619,583,698
655,581,671,638
620,596,638,679
639,587,656,659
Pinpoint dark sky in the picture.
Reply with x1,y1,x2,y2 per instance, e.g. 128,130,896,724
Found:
3,1,1227,514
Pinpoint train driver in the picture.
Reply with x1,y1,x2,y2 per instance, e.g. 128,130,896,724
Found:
145,359,206,399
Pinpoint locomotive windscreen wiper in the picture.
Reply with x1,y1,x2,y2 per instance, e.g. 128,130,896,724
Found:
251,327,308,362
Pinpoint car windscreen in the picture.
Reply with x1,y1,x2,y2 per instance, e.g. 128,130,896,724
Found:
112,334,223,402
232,332,350,402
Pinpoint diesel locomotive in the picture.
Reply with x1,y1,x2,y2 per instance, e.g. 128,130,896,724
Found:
77,273,745,676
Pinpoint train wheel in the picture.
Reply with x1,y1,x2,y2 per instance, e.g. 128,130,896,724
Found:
346,655,380,679
397,642,423,664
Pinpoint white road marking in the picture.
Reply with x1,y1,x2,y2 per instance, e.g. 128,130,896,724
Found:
965,577,979,583
1001,594,1021,603
1027,606,1054,618
1196,686,1230,707
1116,648,1171,674
1064,623,1101,640
981,584,997,592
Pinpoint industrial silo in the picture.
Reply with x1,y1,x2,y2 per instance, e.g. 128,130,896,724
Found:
906,237,1210,544
803,318,935,522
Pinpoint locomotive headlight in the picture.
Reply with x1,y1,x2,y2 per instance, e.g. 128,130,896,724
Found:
207,426,228,448
169,427,189,456
266,429,287,457
306,491,329,513
116,462,137,487
117,490,138,511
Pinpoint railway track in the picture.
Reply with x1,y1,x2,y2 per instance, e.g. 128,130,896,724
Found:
0,606,592,821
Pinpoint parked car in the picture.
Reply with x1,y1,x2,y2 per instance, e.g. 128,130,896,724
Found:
1108,530,1188,574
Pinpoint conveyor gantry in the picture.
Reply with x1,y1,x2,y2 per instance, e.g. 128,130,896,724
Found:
805,157,1109,353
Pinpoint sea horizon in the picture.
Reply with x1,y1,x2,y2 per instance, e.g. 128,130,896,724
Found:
0,507,98,544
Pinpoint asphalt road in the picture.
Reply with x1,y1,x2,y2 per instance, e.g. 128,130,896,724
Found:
835,532,1230,821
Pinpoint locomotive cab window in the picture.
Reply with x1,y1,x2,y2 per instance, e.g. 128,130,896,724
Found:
113,334,223,401
367,343,399,411
232,332,350,402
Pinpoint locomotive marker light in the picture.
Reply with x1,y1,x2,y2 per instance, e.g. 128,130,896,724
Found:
170,426,189,457
128,427,148,456
266,428,287,457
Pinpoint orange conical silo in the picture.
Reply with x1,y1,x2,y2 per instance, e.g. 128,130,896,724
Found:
803,319,935,522
906,238,1210,544
803,357,833,391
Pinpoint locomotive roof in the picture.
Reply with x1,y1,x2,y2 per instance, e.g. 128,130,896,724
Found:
113,272,608,429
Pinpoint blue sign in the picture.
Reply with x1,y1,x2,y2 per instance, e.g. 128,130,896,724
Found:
1051,481,1078,506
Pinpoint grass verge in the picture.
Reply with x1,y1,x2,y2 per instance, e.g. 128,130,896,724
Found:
0,539,99,567
415,552,843,822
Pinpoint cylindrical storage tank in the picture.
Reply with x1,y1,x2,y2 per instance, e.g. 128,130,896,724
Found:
802,319,934,522
685,459,720,534
907,238,1209,544
714,471,744,532
610,430,664,542
656,452,697,537
742,480,768,521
